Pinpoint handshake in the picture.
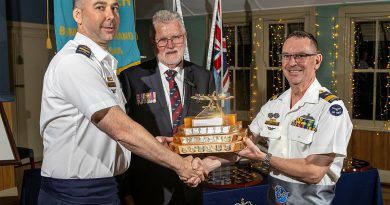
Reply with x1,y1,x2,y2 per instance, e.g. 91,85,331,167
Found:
177,155,222,187
156,136,223,187
157,136,265,187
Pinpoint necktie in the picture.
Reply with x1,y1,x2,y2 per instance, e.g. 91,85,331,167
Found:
165,70,183,134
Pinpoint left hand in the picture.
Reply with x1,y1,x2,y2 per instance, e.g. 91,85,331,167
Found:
237,137,266,161
201,156,222,174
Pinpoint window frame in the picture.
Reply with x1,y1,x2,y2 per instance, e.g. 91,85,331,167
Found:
250,7,316,118
223,23,252,122
264,20,305,99
338,4,390,132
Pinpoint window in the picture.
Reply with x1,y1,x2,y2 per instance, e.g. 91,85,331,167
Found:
224,24,251,122
352,19,390,122
224,8,314,120
266,21,304,99
338,4,390,131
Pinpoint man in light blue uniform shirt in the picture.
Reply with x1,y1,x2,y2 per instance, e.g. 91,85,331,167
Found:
39,0,210,204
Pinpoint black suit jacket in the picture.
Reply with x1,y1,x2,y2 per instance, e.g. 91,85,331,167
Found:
118,59,214,205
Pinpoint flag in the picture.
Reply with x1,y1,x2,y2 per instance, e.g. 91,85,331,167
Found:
206,0,229,94
174,0,190,61
54,0,140,74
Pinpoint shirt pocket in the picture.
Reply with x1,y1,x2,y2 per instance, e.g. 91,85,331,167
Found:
260,124,281,140
289,126,315,144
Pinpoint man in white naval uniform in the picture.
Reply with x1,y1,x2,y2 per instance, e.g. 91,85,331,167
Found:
238,31,352,205
38,0,210,204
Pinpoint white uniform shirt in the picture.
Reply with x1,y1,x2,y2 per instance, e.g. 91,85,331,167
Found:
158,61,185,125
249,79,352,185
40,33,131,179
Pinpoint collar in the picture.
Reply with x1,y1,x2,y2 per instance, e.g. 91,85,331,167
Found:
279,78,322,105
74,32,118,71
158,60,184,78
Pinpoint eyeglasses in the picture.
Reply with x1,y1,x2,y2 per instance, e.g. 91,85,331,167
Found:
155,35,185,47
279,53,318,62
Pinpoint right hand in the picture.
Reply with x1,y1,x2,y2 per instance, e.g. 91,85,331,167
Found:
177,156,206,187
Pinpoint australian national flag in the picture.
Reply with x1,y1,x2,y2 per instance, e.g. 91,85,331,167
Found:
210,0,229,94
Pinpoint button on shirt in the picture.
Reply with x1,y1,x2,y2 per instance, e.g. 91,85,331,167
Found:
40,33,131,179
158,61,185,126
249,79,352,185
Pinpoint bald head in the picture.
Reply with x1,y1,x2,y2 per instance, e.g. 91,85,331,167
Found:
73,0,82,9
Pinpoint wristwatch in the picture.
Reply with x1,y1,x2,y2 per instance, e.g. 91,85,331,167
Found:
261,152,272,173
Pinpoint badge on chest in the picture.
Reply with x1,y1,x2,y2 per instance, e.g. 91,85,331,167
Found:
265,113,280,126
136,92,157,105
291,113,317,131
106,76,117,93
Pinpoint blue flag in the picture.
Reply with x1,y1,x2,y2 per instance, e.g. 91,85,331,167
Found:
54,0,140,73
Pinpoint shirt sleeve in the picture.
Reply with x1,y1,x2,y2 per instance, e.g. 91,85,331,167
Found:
54,54,118,119
309,100,353,157
249,105,268,136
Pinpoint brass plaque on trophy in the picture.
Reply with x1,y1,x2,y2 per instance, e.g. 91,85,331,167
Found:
169,92,245,154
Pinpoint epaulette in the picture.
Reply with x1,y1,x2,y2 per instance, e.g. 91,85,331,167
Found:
76,45,91,58
270,93,281,101
319,90,340,103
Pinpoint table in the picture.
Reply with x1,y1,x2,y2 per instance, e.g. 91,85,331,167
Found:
20,168,384,205
203,169,383,205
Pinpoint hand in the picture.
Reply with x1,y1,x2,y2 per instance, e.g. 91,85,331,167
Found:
177,156,205,187
237,137,266,161
186,157,208,187
183,157,223,187
155,136,173,148
201,156,222,174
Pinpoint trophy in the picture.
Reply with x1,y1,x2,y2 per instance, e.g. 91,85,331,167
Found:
169,92,246,154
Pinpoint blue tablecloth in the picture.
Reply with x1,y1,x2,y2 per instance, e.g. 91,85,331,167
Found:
20,168,383,205
203,169,383,205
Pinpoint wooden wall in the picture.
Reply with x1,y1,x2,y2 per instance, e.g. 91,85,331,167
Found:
348,130,390,170
0,102,15,191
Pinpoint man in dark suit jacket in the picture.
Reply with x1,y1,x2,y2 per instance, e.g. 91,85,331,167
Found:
118,10,214,205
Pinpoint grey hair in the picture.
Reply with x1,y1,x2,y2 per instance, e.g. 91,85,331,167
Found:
151,10,186,37
285,31,320,52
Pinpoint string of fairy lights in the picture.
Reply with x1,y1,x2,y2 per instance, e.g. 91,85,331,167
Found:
351,19,390,130
250,18,263,120
224,14,389,130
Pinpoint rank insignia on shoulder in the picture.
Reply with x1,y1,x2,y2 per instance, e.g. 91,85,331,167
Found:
319,90,340,103
76,45,91,58
270,93,281,100
136,92,157,105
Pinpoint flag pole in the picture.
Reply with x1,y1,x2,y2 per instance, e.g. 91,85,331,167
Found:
175,0,190,61
206,0,219,71
219,0,224,93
